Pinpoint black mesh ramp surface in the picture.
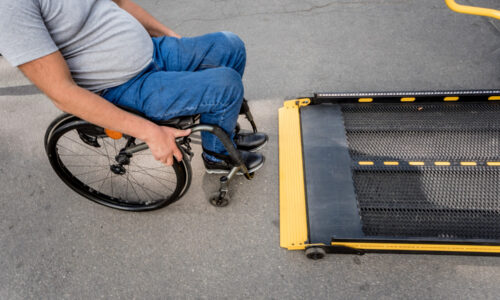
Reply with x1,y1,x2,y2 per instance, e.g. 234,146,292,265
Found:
342,102,500,241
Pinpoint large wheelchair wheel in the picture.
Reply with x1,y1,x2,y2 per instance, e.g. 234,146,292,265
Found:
45,115,190,211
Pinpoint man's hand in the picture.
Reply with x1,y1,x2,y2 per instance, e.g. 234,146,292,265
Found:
144,126,191,166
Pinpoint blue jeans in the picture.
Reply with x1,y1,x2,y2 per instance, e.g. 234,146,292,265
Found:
102,32,246,161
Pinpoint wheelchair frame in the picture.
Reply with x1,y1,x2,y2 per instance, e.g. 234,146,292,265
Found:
44,99,259,210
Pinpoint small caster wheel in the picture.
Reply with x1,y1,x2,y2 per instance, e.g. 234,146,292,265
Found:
209,192,230,207
305,247,326,260
243,172,255,180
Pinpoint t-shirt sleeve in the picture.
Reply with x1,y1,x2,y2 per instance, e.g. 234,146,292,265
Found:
0,0,58,66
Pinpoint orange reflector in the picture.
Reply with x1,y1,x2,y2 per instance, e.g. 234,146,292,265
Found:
105,129,123,140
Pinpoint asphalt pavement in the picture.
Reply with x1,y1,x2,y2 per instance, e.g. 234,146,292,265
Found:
1,0,500,298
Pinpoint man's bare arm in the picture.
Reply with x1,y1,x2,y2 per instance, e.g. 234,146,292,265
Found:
112,0,181,38
19,51,190,165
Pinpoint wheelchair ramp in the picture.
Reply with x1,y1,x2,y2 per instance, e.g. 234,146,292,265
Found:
279,90,500,255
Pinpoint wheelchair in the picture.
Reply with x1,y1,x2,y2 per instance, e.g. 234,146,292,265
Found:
44,99,259,211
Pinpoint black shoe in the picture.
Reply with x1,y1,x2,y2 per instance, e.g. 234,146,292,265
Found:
202,150,265,174
234,131,268,152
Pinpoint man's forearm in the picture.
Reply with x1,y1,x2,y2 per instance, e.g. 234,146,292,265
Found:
114,0,180,37
53,84,159,143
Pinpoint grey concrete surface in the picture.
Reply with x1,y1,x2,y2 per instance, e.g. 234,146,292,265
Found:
1,0,500,299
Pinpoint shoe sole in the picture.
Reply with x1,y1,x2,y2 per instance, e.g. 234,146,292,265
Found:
205,157,266,175
247,138,268,152
236,137,268,152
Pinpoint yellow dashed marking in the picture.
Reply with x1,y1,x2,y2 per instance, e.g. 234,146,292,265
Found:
434,161,451,166
384,161,400,166
487,162,500,166
488,96,500,101
358,98,373,103
401,97,416,102
444,97,459,101
358,161,374,166
409,162,425,166
460,162,477,166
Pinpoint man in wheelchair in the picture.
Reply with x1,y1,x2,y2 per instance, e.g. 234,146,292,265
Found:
0,0,267,174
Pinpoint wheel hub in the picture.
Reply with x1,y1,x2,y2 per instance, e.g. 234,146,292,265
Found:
110,164,126,175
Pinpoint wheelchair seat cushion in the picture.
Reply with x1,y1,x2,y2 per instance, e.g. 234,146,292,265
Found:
116,104,199,129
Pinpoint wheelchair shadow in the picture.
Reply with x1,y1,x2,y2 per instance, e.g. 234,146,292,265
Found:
201,171,247,202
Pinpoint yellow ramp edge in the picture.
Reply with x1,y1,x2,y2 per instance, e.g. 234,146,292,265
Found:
332,242,500,253
279,99,310,250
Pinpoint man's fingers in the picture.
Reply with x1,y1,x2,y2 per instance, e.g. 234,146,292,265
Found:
173,128,191,138
159,156,173,166
173,148,183,162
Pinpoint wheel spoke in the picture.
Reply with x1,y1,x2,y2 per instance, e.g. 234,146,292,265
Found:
110,173,114,198
126,174,143,203
128,173,158,201
58,153,107,157
129,163,176,175
61,134,107,157
73,166,109,176
125,170,130,200
84,170,111,186
101,137,113,165
128,172,165,197
128,166,177,188
57,144,107,166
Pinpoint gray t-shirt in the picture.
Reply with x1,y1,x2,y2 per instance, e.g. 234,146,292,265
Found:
0,0,154,92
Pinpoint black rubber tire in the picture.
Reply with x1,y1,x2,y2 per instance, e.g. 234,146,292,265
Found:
44,113,76,151
177,148,193,199
209,192,230,207
305,247,326,260
46,118,190,211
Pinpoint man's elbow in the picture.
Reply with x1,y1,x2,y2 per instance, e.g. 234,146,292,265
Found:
50,97,67,112
46,83,78,113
